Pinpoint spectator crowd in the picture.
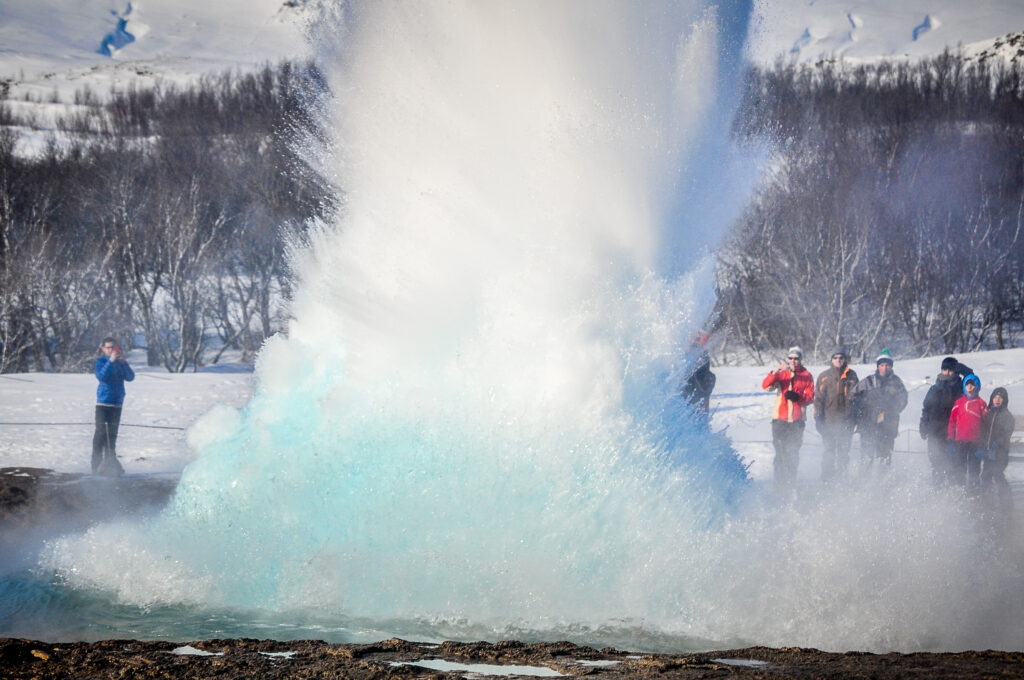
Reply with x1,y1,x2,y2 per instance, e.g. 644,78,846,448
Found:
757,347,1016,512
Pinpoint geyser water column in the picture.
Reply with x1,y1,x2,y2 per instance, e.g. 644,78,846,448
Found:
47,0,752,641
218,0,748,609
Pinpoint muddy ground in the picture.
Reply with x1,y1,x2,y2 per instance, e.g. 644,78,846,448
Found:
2,468,1022,679
2,637,1023,679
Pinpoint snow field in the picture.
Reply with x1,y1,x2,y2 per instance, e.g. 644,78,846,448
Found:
1,347,1020,488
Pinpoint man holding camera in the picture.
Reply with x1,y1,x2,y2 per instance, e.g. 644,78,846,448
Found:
762,346,815,493
93,336,135,476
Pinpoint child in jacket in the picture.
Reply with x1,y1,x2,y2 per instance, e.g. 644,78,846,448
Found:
980,386,1015,513
947,373,987,490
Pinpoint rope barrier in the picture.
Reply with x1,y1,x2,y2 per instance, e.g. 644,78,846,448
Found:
0,422,186,431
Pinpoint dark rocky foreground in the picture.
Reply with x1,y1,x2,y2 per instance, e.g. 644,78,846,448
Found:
1,637,1024,679
3,469,1024,678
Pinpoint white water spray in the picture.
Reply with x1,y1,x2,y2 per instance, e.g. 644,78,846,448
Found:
42,1,1024,652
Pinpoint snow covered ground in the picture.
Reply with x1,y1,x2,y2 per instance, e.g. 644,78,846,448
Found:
748,0,1024,63
0,0,308,101
3,0,1024,101
0,350,254,476
2,348,1020,488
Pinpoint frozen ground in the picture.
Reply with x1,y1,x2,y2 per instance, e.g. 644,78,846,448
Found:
748,0,1024,63
1,348,1020,487
0,349,254,476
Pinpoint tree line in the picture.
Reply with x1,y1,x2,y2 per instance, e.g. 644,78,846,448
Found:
714,50,1024,364
6,51,1023,374
0,62,334,372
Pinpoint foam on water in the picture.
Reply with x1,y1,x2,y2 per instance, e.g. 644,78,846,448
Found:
38,1,1024,652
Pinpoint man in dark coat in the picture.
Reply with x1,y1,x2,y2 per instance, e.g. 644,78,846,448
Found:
851,349,908,470
919,356,973,486
814,347,859,480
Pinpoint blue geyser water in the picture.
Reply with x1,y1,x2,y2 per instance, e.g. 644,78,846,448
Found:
33,0,1024,652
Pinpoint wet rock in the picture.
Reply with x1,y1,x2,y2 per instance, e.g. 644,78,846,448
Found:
0,467,177,531
1,638,1022,679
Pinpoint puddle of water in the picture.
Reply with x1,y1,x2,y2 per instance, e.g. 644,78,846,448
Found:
170,646,223,657
711,657,769,667
574,659,621,667
259,651,297,659
392,659,565,677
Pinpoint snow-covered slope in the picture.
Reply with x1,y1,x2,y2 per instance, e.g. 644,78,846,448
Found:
5,0,1024,100
748,0,1024,63
0,0,308,102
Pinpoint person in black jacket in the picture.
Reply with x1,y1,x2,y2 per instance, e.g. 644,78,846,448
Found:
851,349,908,471
681,348,716,426
980,386,1015,515
919,356,973,486
679,332,716,429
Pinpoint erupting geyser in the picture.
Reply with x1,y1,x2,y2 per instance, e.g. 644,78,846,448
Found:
41,0,1024,653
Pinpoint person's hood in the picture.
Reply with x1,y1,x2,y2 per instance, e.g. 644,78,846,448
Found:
962,373,981,396
989,386,1009,410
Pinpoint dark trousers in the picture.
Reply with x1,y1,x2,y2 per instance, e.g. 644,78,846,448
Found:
981,454,1013,514
92,405,122,473
820,423,853,480
771,419,804,493
860,426,897,470
926,435,951,486
950,441,981,491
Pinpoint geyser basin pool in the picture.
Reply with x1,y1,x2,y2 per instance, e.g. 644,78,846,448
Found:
14,0,1024,653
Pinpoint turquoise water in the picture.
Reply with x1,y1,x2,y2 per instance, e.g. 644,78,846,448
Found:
0,568,739,652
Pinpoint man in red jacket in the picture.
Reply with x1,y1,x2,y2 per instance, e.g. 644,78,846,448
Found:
762,346,815,494
947,373,987,491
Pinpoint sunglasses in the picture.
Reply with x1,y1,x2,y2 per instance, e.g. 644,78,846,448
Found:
787,356,800,361
831,355,846,361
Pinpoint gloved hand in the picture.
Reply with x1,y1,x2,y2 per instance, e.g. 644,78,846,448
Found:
815,417,824,435
975,448,986,460
946,442,956,456
919,428,928,440
784,390,800,402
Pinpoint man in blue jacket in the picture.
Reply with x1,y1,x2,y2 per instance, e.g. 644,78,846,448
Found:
93,336,135,475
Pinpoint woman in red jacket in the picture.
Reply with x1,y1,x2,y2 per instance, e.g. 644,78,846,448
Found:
947,373,987,491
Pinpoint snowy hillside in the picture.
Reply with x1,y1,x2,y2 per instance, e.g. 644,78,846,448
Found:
4,0,1024,100
748,0,1024,63
0,0,308,102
